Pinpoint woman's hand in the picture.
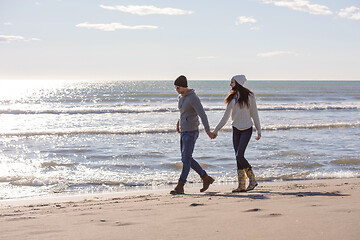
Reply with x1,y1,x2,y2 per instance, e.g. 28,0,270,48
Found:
207,131,217,139
255,134,261,141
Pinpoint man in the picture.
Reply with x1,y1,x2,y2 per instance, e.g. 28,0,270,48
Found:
170,75,215,195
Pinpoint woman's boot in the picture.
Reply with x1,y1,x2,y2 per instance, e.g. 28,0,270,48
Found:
170,182,184,195
200,174,215,192
245,168,258,191
232,169,246,192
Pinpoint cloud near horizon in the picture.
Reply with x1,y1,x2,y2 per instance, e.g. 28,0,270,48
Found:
76,22,158,31
257,50,298,57
236,16,257,25
100,5,194,16
262,0,332,15
338,6,360,20
0,35,40,42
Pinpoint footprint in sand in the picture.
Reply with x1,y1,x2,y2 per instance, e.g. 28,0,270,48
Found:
269,213,282,217
115,222,134,226
190,203,204,207
245,208,261,212
99,220,134,226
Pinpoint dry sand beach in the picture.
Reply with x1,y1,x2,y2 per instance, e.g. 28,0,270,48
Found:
1,178,360,240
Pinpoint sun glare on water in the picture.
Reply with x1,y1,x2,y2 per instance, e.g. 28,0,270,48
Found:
0,80,76,102
0,80,83,136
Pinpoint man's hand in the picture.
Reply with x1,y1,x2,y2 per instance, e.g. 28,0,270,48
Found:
207,131,217,139
255,134,261,141
176,121,180,133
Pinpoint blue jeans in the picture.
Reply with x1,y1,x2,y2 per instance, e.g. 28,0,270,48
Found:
179,130,206,184
233,126,252,170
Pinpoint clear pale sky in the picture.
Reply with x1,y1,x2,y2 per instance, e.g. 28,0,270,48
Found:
1,0,360,80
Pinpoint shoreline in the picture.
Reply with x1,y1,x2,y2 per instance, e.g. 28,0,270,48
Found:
0,177,356,207
1,178,360,239
0,177,358,206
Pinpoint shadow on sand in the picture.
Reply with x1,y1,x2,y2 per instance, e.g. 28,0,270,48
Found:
185,190,349,200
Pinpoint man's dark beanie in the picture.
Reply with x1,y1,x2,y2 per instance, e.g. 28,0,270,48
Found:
174,75,188,88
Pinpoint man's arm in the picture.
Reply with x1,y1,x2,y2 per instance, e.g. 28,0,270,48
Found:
191,95,210,132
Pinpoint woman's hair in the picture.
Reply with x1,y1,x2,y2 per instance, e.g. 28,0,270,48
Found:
225,81,254,108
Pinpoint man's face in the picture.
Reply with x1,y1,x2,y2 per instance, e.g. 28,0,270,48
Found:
175,85,186,95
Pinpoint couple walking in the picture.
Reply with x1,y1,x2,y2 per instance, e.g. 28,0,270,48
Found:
170,75,261,195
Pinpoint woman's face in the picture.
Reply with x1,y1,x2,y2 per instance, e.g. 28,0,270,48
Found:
230,79,236,88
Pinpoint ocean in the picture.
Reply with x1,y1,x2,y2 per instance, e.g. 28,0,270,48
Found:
0,80,359,200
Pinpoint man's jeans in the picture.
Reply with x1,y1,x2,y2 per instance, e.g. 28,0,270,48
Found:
179,130,206,184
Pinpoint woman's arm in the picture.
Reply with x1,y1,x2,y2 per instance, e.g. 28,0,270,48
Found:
249,95,261,138
213,100,233,135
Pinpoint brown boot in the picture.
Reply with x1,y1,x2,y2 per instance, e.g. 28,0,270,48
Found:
200,174,214,192
170,182,184,195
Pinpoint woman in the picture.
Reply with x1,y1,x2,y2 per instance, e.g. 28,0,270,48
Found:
212,75,261,192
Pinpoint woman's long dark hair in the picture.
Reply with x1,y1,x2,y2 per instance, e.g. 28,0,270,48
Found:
225,81,253,108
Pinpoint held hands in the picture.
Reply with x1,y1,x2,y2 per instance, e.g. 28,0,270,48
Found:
206,131,217,139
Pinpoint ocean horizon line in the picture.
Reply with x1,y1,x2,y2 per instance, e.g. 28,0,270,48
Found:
1,79,359,82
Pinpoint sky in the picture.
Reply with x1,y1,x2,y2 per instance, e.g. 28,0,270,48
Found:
1,0,360,81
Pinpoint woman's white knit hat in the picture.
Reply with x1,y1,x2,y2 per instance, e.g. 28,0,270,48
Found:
232,75,247,86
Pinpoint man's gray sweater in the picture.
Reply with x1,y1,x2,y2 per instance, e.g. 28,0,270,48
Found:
177,89,210,132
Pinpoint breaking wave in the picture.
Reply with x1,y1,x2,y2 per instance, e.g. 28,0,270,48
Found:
1,122,359,136
0,104,358,115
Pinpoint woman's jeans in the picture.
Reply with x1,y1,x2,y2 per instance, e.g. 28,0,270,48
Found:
179,130,206,184
233,126,252,170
